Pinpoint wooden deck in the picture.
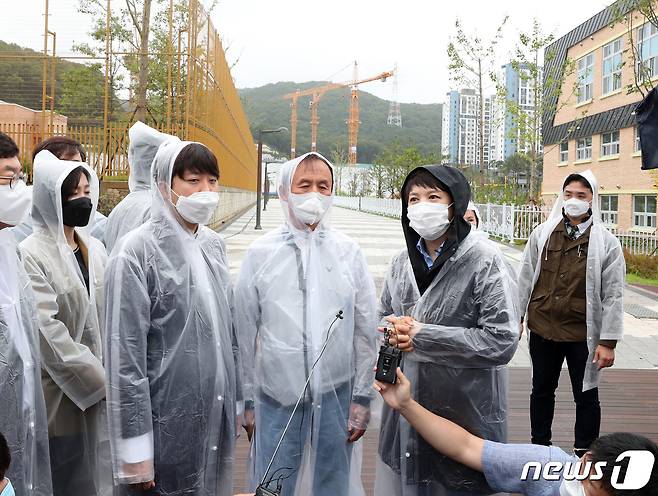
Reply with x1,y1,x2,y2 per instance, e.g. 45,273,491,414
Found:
232,368,658,495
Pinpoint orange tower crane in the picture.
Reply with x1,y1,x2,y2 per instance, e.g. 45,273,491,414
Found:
283,63,393,164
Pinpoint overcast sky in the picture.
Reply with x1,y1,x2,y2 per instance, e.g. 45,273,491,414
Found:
2,0,611,104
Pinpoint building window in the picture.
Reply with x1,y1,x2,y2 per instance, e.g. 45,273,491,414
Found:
601,131,620,157
576,136,592,161
519,69,535,107
602,37,623,94
559,141,569,163
637,22,658,80
634,126,642,152
633,195,657,228
577,53,594,103
600,195,619,226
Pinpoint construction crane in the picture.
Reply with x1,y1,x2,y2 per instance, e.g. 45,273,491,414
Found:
283,62,394,164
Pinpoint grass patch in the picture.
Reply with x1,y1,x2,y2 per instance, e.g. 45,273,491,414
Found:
626,273,658,287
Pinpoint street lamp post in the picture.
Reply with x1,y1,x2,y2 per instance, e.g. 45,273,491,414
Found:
256,127,287,230
263,163,270,211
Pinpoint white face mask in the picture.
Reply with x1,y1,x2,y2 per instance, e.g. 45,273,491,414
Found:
0,181,32,226
0,479,15,496
171,190,219,225
559,478,586,496
563,198,591,218
289,192,332,226
407,201,453,241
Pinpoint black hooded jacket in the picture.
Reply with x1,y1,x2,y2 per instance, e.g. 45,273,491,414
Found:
401,165,473,294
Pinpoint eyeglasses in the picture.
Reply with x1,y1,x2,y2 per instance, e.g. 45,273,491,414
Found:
0,172,26,189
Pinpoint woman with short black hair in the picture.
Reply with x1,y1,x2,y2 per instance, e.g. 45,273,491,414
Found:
375,165,519,496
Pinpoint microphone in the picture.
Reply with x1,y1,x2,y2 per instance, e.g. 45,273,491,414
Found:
256,309,345,496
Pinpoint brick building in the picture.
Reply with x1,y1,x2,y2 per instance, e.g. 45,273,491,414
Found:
542,4,657,232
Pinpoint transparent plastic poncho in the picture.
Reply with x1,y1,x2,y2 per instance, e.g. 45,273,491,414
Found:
518,169,625,391
104,139,238,495
234,152,378,496
104,121,176,253
0,227,52,496
19,150,110,495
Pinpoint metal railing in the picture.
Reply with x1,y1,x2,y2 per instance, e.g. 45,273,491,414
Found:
612,229,658,255
334,196,658,254
474,203,549,242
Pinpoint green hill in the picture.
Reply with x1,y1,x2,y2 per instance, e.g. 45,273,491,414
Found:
238,81,442,163
0,40,114,124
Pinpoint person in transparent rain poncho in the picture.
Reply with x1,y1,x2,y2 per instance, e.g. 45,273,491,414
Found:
104,141,239,495
464,200,520,316
464,201,481,230
11,137,108,245
19,150,109,496
374,166,519,496
518,170,624,457
0,132,52,496
104,122,175,253
234,152,378,496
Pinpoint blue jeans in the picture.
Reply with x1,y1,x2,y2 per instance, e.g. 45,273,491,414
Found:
254,382,353,496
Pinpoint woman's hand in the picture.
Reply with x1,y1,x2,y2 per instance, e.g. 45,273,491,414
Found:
374,368,412,412
377,316,418,352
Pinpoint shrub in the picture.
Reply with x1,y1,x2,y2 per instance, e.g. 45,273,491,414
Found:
624,249,658,280
97,188,129,217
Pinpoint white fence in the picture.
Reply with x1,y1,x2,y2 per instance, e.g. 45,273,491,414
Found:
474,203,550,242
334,196,402,218
334,196,658,255
612,229,658,255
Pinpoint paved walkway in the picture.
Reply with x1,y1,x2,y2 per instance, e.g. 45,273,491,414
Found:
221,200,658,495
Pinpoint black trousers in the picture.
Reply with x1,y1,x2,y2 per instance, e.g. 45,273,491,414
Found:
49,434,97,496
529,332,600,449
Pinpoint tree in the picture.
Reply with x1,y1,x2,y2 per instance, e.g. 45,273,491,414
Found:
609,0,658,190
493,19,581,200
610,0,658,97
58,64,106,119
374,143,440,198
347,171,359,196
127,0,153,122
330,144,349,194
77,0,153,121
357,171,373,197
368,162,387,198
76,0,211,125
447,16,508,180
501,153,532,188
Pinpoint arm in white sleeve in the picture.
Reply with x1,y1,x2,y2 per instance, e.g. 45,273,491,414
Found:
599,238,625,341
351,248,378,404
21,251,105,411
517,228,541,320
377,254,399,327
233,255,261,405
104,251,154,483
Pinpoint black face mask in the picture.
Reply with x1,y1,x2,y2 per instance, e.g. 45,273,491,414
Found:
62,197,93,227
